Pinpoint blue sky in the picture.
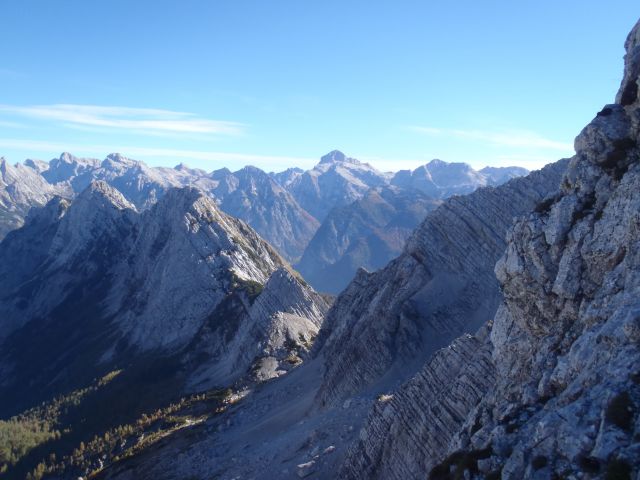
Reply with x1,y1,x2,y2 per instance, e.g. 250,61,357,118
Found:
0,1,637,172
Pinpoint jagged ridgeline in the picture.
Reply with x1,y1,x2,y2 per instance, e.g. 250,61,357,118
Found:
1,149,528,291
0,181,329,478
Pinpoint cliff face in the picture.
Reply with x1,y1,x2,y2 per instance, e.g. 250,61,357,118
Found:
339,330,495,480
339,19,640,480
314,159,567,407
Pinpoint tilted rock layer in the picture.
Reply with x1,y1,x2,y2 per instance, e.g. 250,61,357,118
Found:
314,159,567,408
339,18,640,480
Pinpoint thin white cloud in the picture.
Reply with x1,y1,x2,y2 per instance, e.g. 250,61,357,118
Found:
0,104,245,136
0,138,315,170
408,126,573,151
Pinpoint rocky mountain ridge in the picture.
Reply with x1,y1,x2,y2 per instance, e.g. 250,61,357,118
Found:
338,17,640,480
0,180,328,421
0,150,528,270
0,156,70,239
313,159,567,407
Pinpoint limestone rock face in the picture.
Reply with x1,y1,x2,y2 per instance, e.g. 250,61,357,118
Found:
339,330,495,480
0,181,136,341
108,186,288,351
314,159,567,407
338,18,640,479
186,267,331,390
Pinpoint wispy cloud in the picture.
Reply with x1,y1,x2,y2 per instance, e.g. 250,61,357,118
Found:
0,138,315,170
408,126,573,151
0,104,245,136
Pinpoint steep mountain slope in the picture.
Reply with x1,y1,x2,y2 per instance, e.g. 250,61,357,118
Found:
338,18,640,480
313,159,568,407
285,150,390,222
185,267,329,391
0,181,326,416
296,159,530,294
296,186,441,294
210,165,319,262
0,157,69,239
0,181,331,478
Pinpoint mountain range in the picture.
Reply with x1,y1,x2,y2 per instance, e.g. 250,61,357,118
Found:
0,150,527,294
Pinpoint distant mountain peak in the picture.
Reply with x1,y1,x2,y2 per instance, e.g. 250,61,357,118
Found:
59,151,76,163
104,152,138,166
426,158,445,166
237,165,266,175
319,150,360,165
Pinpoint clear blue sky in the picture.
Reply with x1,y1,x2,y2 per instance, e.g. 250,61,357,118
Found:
0,1,637,172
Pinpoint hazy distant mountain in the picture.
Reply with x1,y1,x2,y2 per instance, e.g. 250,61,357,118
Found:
479,165,530,185
0,150,528,267
0,156,69,239
390,159,529,198
5,153,316,262
296,185,441,293
269,166,303,188
207,166,319,263
284,150,391,222
296,158,530,294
